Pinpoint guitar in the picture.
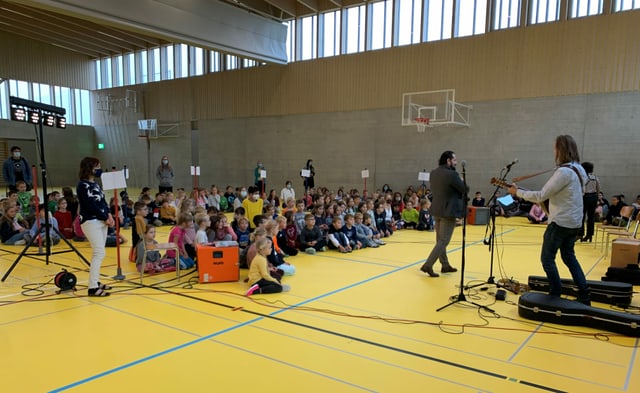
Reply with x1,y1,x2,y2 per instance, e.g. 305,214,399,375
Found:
490,177,549,216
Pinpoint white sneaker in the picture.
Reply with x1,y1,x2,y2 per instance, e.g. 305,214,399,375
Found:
281,284,291,292
14,240,26,245
305,247,316,255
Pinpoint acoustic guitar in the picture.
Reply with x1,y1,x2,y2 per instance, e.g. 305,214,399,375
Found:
490,177,549,216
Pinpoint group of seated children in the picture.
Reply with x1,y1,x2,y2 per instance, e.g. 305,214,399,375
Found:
0,199,71,245
235,190,436,296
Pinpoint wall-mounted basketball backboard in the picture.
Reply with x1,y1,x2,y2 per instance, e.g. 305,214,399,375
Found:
402,89,472,132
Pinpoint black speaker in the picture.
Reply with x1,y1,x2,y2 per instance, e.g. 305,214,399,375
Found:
495,289,506,301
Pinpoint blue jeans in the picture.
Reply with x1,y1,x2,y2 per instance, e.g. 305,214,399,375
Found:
541,222,589,299
4,231,28,245
422,217,456,269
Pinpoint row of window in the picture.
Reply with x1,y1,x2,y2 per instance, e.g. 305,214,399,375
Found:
0,80,91,126
2,1,637,127
93,0,639,91
95,45,261,90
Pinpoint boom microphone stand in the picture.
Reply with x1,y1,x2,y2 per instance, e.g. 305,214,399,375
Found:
466,160,516,290
437,161,493,313
2,97,90,282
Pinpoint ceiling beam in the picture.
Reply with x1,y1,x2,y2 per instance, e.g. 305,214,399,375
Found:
0,24,102,57
0,7,135,54
230,0,290,20
264,0,297,18
18,0,288,64
297,0,319,12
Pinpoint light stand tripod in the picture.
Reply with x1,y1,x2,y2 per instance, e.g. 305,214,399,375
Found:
437,161,494,313
2,97,90,282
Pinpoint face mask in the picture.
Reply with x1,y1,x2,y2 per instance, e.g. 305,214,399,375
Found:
93,168,103,178
240,191,247,197
162,160,168,165
395,197,401,201
286,184,291,189
258,163,263,168
13,152,21,159
253,194,260,199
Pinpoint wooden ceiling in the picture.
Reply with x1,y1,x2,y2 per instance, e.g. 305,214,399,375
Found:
0,0,171,58
0,0,362,59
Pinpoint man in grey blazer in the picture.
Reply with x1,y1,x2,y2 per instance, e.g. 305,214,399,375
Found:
420,151,465,277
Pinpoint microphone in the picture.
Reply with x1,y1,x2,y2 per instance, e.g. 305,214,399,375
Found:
504,158,518,170
461,160,467,169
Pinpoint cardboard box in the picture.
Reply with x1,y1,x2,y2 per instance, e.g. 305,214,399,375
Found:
611,239,640,268
197,244,240,283
467,206,490,225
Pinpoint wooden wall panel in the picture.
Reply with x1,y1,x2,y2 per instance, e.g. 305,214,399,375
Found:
94,10,640,122
0,32,93,89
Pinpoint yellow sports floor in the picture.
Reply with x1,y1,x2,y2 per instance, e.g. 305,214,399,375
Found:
1,217,638,393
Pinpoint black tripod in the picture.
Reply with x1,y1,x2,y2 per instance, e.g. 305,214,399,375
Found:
437,161,494,313
2,97,90,282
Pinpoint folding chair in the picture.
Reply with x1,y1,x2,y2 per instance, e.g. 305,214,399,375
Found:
603,212,640,255
595,205,634,249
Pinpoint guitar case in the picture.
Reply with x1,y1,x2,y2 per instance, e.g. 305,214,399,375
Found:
602,264,640,285
518,292,640,337
527,275,632,306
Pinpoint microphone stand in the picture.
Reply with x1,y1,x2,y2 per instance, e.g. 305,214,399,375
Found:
466,163,515,290
437,162,494,313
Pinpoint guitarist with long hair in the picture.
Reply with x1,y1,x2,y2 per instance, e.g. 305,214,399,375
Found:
507,135,591,305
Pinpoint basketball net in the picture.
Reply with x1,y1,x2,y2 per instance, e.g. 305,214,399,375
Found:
415,117,431,133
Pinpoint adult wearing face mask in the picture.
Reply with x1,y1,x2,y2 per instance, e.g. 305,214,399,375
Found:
3,146,32,192
254,161,266,196
77,157,115,297
280,180,295,209
156,156,174,193
242,186,264,229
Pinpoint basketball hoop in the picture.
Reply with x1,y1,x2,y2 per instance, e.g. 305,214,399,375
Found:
415,117,431,133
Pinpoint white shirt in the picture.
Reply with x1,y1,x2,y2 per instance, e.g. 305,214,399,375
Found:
280,187,295,205
517,163,586,229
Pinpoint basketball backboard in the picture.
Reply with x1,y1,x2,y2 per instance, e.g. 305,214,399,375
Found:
401,89,472,129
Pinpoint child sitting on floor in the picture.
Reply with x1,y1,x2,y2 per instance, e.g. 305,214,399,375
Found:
353,212,378,248
194,213,210,245
276,213,299,256
135,225,176,273
417,199,434,231
234,217,251,268
266,219,295,276
328,215,352,253
298,213,327,254
167,212,196,269
54,198,74,239
246,238,290,296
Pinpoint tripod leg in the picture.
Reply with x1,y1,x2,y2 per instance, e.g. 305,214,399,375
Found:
1,233,38,282
53,227,91,267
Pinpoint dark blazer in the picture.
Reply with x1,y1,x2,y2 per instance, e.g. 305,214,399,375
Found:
429,165,466,218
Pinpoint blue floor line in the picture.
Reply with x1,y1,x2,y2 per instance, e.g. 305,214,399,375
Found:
47,225,525,392
624,338,639,391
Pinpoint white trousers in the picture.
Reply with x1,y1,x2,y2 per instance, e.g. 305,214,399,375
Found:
81,219,108,289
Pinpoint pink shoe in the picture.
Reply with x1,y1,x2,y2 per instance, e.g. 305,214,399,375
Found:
246,284,259,296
